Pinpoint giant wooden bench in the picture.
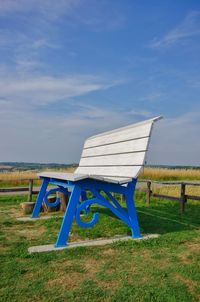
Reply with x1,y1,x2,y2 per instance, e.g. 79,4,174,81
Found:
31,116,162,248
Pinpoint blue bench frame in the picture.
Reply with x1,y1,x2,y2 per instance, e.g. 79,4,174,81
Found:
32,176,141,248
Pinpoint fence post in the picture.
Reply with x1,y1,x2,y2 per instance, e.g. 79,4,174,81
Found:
180,183,186,213
146,181,151,205
28,179,33,202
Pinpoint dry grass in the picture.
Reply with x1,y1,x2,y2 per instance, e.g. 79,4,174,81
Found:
152,184,200,198
0,167,76,186
0,167,76,180
139,167,200,181
0,167,199,189
0,167,199,181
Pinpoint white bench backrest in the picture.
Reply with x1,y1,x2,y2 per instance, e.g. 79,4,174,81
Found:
75,116,162,181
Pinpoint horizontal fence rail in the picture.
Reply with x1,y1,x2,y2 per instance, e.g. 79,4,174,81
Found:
0,178,199,212
0,179,39,202
141,180,200,213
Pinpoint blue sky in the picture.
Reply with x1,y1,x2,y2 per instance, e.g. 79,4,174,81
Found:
0,0,200,165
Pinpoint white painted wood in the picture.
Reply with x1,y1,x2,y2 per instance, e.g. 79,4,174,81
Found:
75,166,142,178
84,123,152,149
89,116,162,139
81,137,149,157
39,172,88,181
40,117,162,183
89,175,132,184
79,152,146,167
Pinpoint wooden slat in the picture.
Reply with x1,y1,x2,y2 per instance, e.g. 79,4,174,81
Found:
81,137,149,157
0,187,29,193
0,178,38,182
75,166,142,178
151,193,180,201
186,195,200,201
84,123,152,148
79,152,146,167
39,172,88,181
89,175,132,184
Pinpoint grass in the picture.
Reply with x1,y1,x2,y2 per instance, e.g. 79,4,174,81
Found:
0,167,75,188
0,192,200,302
152,183,200,198
140,167,200,181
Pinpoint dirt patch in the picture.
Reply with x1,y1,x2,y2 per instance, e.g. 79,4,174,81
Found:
17,226,45,240
5,207,21,218
98,278,120,290
185,243,200,253
173,273,199,297
47,271,83,289
177,252,192,265
102,248,115,257
84,258,102,274
50,259,74,268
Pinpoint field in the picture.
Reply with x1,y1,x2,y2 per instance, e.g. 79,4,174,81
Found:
0,167,200,187
0,167,200,301
0,192,200,302
1,167,200,198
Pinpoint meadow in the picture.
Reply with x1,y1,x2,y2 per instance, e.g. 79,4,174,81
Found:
1,167,200,197
0,193,200,302
0,167,200,301
0,166,200,185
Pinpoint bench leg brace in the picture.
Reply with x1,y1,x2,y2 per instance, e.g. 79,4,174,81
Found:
55,185,81,247
32,178,49,218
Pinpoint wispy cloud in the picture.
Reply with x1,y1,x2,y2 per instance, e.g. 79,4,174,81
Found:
0,0,126,75
147,111,200,165
0,0,125,30
0,0,79,20
0,73,117,106
149,11,200,48
128,110,153,118
137,93,164,102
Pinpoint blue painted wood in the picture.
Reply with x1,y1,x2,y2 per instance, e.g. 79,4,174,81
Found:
43,187,69,207
81,190,87,201
75,195,131,228
32,178,49,218
125,180,141,238
55,185,81,247
104,191,127,216
31,177,141,246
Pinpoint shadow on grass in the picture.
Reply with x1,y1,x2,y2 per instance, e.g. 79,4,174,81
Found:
89,199,200,236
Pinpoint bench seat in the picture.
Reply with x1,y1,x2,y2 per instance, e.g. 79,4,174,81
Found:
39,172,133,184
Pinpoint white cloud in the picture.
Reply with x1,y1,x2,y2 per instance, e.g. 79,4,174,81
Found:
0,74,114,106
0,0,79,19
147,112,200,166
0,97,150,163
149,11,200,48
0,0,125,30
129,110,152,118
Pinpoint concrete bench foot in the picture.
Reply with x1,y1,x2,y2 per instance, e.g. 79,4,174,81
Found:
28,234,160,253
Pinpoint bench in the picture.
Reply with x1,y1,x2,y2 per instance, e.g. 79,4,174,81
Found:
31,116,162,248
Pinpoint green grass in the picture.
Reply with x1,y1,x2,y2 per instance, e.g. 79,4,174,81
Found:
0,193,200,302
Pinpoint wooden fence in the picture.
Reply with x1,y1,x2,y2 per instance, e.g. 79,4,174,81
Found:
142,180,200,213
0,178,38,202
0,178,199,213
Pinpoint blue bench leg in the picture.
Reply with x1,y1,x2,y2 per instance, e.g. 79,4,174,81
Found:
81,191,87,201
55,185,81,248
126,183,141,238
32,178,49,218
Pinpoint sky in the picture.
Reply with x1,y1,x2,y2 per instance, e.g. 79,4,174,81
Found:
0,0,200,166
